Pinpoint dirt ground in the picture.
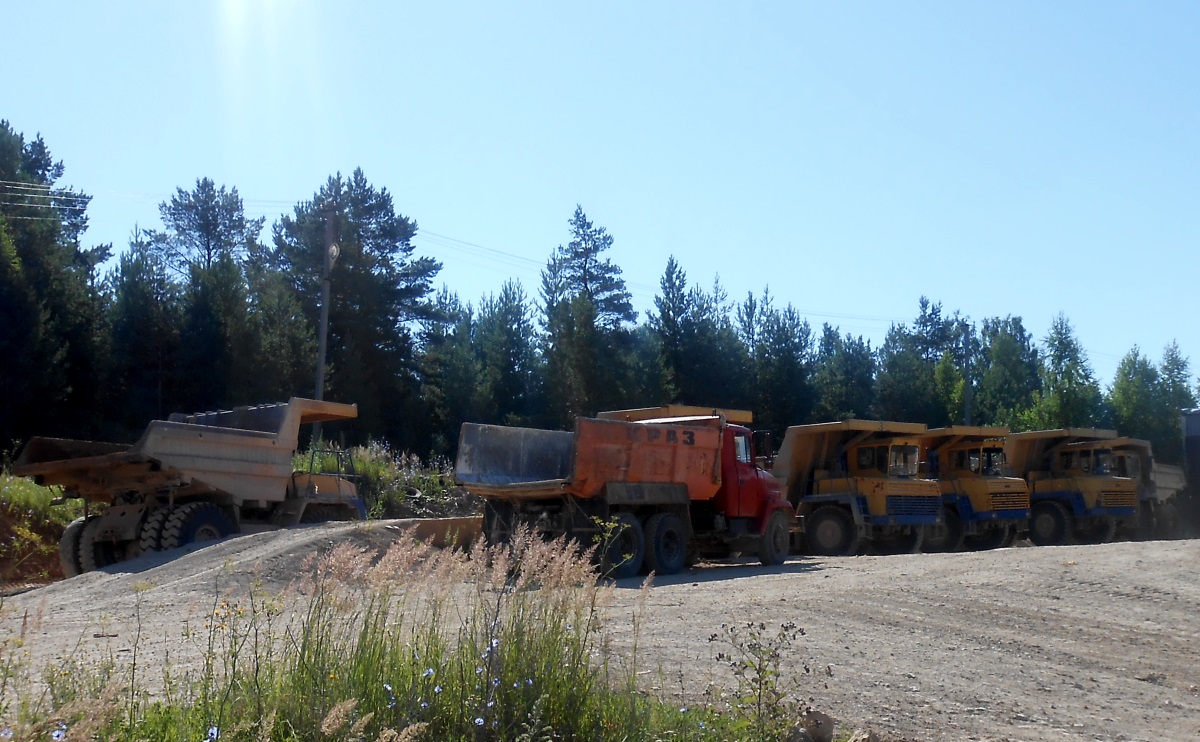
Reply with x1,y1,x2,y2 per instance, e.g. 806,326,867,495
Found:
2,522,1197,741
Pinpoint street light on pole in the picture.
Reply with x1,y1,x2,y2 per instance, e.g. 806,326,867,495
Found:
313,211,339,441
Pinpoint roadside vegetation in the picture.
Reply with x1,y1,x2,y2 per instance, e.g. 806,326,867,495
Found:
297,443,479,520
0,472,80,587
0,533,826,741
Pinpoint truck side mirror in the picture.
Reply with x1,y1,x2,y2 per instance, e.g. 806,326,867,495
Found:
753,430,775,470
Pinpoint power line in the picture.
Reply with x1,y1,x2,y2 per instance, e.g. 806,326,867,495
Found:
0,179,55,190
1,214,67,221
0,200,88,211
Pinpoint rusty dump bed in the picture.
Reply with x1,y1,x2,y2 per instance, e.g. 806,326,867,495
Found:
13,398,356,505
456,416,723,501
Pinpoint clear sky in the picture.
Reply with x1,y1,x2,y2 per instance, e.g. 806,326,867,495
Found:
5,1,1198,385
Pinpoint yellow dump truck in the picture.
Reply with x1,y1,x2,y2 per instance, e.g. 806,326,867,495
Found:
13,398,363,575
918,426,1029,551
455,406,794,577
1004,429,1138,545
772,420,943,556
1108,438,1186,539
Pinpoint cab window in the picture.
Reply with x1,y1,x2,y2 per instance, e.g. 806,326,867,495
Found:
875,446,889,472
982,448,1006,475
1124,456,1141,479
857,447,875,470
953,450,967,470
734,434,753,464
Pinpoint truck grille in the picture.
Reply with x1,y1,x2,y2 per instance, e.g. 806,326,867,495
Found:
1099,490,1137,509
989,492,1029,511
886,495,942,517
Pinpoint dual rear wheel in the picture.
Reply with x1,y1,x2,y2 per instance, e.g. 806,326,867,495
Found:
605,511,688,578
57,503,237,578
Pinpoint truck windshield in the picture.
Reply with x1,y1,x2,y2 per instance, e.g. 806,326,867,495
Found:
1120,455,1141,479
888,445,920,477
1092,450,1117,475
982,447,1006,475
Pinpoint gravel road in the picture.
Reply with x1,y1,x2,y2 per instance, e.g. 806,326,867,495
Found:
2,522,1197,741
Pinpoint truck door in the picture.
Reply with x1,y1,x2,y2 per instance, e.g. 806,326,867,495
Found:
730,430,764,518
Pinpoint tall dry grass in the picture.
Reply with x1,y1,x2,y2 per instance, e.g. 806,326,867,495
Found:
0,531,818,740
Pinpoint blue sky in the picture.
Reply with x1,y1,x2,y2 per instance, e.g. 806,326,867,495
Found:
5,1,1198,385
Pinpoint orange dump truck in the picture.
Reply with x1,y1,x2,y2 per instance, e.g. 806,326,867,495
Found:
454,406,794,577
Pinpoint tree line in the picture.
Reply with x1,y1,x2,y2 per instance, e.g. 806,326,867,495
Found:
1,121,1196,463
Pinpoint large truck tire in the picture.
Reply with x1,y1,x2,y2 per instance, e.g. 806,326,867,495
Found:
1029,501,1073,546
875,527,923,555
301,503,358,523
604,512,645,579
138,508,170,554
644,512,687,576
1073,517,1117,545
482,499,514,546
78,516,122,572
806,506,859,557
964,524,1014,551
758,510,790,566
1156,502,1182,540
160,503,236,550
923,509,964,553
59,516,88,578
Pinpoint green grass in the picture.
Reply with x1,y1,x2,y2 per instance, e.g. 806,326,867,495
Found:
0,473,85,585
297,443,477,519
0,474,81,528
0,533,825,741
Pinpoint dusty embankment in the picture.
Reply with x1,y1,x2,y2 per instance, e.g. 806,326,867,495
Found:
2,522,1197,741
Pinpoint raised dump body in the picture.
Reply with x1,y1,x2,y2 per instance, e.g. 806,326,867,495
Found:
918,426,1029,551
14,398,363,576
456,408,794,577
1108,438,1186,539
1004,428,1137,545
772,420,943,556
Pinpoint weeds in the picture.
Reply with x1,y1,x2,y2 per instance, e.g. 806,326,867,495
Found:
0,534,826,740
709,620,812,742
297,442,478,519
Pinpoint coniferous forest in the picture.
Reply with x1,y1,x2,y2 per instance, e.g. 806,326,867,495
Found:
2,121,1196,463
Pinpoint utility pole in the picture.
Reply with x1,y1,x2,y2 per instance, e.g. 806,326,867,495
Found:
313,211,338,442
963,323,974,426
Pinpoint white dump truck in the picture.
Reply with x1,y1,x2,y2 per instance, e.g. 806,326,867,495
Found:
13,397,363,575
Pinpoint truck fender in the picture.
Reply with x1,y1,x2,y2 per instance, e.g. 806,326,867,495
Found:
752,503,796,534
97,503,150,542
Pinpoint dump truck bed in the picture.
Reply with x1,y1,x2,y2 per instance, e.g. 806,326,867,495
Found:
13,398,357,505
921,426,1010,449
456,416,724,501
1004,428,1117,475
772,420,928,500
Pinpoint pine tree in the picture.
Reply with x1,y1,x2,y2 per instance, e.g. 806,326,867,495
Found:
476,280,541,425
1017,314,1105,430
272,169,441,444
148,179,264,411
975,316,1040,427
540,206,635,425
107,231,183,434
0,121,109,440
813,324,876,420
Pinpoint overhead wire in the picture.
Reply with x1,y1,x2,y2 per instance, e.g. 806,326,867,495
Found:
0,200,88,211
